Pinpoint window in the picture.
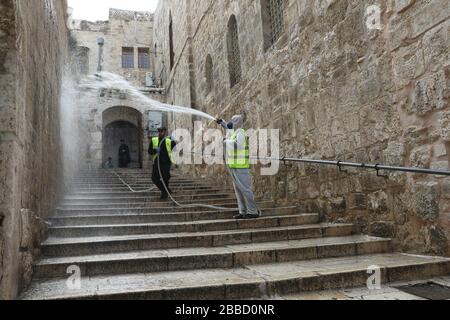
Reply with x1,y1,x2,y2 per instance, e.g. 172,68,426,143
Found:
226,15,242,88
138,48,150,69
169,12,175,70
75,46,89,75
261,0,286,51
205,55,214,95
122,47,134,68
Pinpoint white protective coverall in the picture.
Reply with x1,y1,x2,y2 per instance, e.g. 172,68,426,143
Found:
221,115,260,218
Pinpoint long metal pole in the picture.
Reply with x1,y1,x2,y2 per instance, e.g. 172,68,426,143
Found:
189,152,450,177
255,156,450,176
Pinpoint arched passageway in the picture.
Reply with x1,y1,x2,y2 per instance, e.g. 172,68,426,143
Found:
102,107,143,168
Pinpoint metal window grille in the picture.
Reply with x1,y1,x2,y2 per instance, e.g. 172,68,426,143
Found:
228,17,241,87
269,0,285,45
138,48,150,69
122,47,134,69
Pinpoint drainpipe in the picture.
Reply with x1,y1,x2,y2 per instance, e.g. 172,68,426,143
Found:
97,37,104,72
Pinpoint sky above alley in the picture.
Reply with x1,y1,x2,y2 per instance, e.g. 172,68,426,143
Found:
68,0,159,21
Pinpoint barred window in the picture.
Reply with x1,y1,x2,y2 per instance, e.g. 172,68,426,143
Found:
138,48,150,69
261,0,286,51
227,15,242,88
122,47,134,69
205,55,214,95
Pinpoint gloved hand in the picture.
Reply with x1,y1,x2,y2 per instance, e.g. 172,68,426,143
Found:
216,118,225,125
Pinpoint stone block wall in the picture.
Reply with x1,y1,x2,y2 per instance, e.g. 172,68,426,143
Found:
154,0,450,256
70,8,155,87
68,9,167,170
0,0,69,299
72,89,166,169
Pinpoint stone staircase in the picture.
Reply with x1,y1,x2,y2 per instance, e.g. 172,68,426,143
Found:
21,169,450,300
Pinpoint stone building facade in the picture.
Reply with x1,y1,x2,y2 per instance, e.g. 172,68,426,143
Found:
153,0,450,255
69,9,166,169
0,0,69,299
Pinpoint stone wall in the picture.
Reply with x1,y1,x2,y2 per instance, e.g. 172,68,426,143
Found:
0,0,69,299
69,9,168,170
153,0,450,255
72,89,166,169
70,8,155,87
154,0,197,131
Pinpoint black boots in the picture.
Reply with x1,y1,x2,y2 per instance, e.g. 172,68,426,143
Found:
234,210,262,220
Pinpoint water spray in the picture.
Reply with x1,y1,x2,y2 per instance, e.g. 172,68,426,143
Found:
81,72,217,121
80,72,247,212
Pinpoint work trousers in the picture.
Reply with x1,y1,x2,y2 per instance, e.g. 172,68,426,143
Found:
229,169,259,216
152,163,172,198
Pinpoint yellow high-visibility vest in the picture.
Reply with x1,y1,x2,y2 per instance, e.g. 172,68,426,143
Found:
226,129,250,169
152,137,175,164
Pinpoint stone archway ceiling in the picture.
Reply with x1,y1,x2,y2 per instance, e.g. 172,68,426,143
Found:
102,106,143,129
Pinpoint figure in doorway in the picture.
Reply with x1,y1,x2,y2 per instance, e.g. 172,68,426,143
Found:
103,157,114,169
118,140,131,168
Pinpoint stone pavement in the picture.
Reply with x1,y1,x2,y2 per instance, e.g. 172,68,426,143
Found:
282,276,450,300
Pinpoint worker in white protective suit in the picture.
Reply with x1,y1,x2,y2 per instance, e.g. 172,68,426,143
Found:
216,115,261,219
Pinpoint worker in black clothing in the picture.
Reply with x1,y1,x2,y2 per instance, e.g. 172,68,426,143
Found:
149,127,176,200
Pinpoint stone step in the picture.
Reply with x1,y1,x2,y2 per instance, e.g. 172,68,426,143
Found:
71,181,219,186
72,175,208,180
41,223,354,257
72,177,191,180
63,189,235,200
60,193,237,206
70,181,220,187
57,199,238,210
50,206,299,226
48,214,320,238
33,236,391,279
71,182,199,188
70,186,221,192
66,187,229,198
56,200,275,215
72,178,213,183
70,180,217,185
21,253,450,300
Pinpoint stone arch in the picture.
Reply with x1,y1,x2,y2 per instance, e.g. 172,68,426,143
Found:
260,0,286,51
205,54,214,95
227,15,242,88
102,106,144,168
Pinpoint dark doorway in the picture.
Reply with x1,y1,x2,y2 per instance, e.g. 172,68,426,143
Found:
103,121,142,168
